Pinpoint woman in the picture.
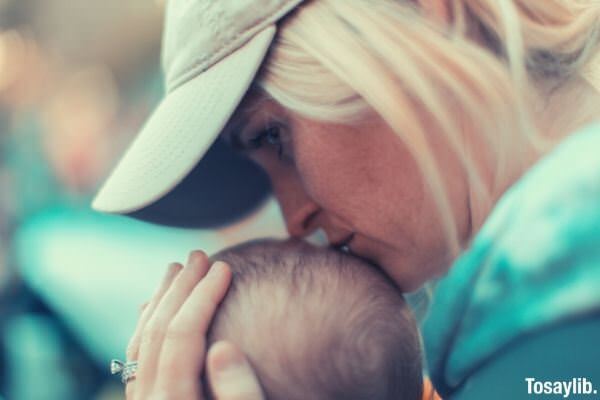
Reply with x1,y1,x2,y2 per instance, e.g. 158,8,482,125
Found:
94,0,600,398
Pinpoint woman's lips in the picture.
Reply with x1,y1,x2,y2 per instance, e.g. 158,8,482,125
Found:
339,234,385,271
330,233,385,273
331,232,355,254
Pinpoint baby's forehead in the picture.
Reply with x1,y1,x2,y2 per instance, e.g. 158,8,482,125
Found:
208,239,413,368
213,238,397,296
214,238,355,272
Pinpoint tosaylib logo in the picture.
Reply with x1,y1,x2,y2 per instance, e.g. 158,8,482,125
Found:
525,378,597,397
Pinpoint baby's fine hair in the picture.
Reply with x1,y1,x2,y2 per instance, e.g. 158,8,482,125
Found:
206,239,423,400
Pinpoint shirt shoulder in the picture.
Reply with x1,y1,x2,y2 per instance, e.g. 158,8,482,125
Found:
423,123,600,394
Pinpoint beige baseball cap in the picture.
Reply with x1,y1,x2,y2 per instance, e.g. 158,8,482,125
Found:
92,0,304,227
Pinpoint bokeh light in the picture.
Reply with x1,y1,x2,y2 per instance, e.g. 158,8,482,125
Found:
0,1,287,399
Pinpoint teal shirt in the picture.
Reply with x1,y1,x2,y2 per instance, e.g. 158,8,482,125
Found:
422,123,600,397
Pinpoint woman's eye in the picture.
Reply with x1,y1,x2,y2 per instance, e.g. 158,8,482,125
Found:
249,125,284,158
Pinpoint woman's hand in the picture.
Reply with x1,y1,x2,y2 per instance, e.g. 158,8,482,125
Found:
124,250,265,400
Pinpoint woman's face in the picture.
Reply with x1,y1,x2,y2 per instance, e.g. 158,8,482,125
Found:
222,96,471,291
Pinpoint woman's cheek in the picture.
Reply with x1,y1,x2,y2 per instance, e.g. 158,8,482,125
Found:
296,164,361,227
294,163,328,206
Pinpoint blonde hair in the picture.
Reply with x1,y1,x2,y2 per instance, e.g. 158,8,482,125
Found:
257,0,600,255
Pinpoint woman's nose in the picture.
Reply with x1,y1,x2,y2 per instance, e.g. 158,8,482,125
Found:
271,174,321,238
283,199,320,238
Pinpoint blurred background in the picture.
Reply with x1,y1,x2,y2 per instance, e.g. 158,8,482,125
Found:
0,1,290,399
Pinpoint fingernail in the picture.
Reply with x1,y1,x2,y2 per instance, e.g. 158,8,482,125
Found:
208,261,227,277
165,263,181,278
187,250,205,266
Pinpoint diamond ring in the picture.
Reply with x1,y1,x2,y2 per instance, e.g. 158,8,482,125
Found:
111,359,138,384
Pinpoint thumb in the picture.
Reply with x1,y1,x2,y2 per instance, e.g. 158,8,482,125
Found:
207,341,265,400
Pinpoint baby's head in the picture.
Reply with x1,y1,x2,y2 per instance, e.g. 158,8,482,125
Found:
206,239,423,400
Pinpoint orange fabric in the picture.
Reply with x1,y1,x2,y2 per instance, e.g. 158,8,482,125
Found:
423,378,442,400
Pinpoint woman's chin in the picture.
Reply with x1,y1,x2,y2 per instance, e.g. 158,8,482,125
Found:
377,254,435,293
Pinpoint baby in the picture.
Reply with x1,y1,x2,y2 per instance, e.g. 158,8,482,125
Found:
205,239,424,400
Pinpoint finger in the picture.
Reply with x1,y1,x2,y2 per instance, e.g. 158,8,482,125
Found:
126,262,183,361
207,341,265,400
154,261,232,395
139,302,149,314
135,251,210,398
125,262,182,399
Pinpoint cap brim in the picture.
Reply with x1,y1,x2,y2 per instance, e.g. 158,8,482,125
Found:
92,26,276,222
123,136,271,228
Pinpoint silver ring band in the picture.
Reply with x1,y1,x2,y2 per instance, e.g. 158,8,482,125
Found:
111,359,138,384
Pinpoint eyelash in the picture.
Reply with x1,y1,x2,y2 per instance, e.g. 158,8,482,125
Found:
249,125,284,159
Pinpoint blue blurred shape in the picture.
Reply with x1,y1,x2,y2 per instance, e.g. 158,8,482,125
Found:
12,201,286,367
3,314,78,400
